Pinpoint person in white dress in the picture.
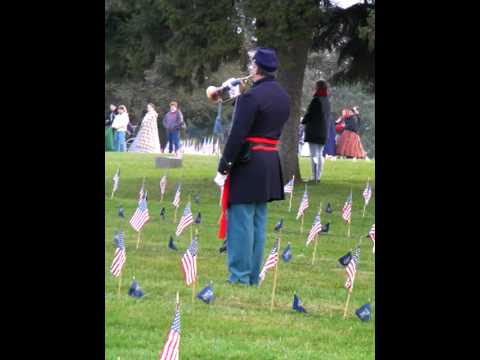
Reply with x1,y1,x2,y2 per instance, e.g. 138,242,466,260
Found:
128,103,162,153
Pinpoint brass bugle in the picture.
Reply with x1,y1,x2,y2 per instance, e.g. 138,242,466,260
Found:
206,75,253,103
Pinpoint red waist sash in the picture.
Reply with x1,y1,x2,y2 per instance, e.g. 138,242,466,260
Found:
218,137,280,240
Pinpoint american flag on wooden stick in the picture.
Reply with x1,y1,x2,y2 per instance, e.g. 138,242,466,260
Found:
112,168,120,194
181,236,198,286
342,192,352,224
138,182,146,204
296,188,309,220
110,230,126,277
176,202,193,237
172,184,181,208
259,239,279,285
130,192,150,232
283,177,294,194
369,224,375,254
345,247,360,291
306,212,322,246
158,302,180,360
362,181,372,205
160,175,167,197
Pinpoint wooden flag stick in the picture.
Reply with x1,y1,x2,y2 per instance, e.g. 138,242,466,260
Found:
270,238,281,311
347,221,351,237
312,235,319,266
288,175,295,212
117,272,122,299
188,195,192,241
192,280,196,303
111,189,115,200
160,192,164,203
174,206,178,223
343,289,352,319
301,214,304,234
136,231,141,249
311,203,322,266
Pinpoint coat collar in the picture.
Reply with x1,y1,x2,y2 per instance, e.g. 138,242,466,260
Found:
252,75,275,87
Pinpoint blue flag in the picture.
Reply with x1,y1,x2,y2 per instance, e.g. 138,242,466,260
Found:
274,219,283,232
168,235,178,251
321,222,330,233
355,303,372,322
160,207,166,220
325,202,333,214
293,293,307,313
338,251,352,267
281,242,292,262
219,240,227,254
128,279,144,299
197,283,215,304
118,206,125,218
194,212,202,225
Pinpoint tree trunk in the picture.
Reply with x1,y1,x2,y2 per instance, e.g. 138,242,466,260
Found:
277,40,310,183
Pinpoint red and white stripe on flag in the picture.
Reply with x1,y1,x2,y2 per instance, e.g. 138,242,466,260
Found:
342,204,351,223
110,248,126,277
181,251,197,286
306,222,322,246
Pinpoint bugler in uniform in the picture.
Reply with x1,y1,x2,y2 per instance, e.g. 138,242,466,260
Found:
214,47,290,286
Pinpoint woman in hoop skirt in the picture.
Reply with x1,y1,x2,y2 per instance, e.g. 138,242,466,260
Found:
128,103,162,153
336,106,366,159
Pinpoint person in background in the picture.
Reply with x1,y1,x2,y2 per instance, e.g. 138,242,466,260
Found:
298,120,305,155
162,101,185,156
301,80,331,182
323,111,337,158
105,104,117,151
336,106,366,159
111,105,130,152
128,103,161,153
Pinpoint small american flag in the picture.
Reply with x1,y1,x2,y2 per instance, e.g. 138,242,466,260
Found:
345,247,360,291
283,177,294,194
306,212,322,246
342,192,352,224
110,230,126,277
369,224,375,254
362,181,372,205
112,168,120,194
158,303,180,360
160,175,167,197
175,202,194,237
138,183,145,204
296,188,309,220
259,239,279,285
130,192,150,232
181,236,198,286
172,184,181,208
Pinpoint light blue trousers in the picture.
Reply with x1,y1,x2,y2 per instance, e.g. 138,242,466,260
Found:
309,143,325,181
227,203,267,286
115,131,126,152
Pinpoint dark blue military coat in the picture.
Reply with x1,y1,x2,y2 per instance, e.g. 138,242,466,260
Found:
218,76,290,204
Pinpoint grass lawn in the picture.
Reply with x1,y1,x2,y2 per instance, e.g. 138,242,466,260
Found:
105,153,375,359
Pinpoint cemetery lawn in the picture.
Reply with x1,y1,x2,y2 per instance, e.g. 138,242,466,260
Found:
105,153,375,360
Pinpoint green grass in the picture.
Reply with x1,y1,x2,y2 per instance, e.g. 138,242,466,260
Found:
105,153,375,359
